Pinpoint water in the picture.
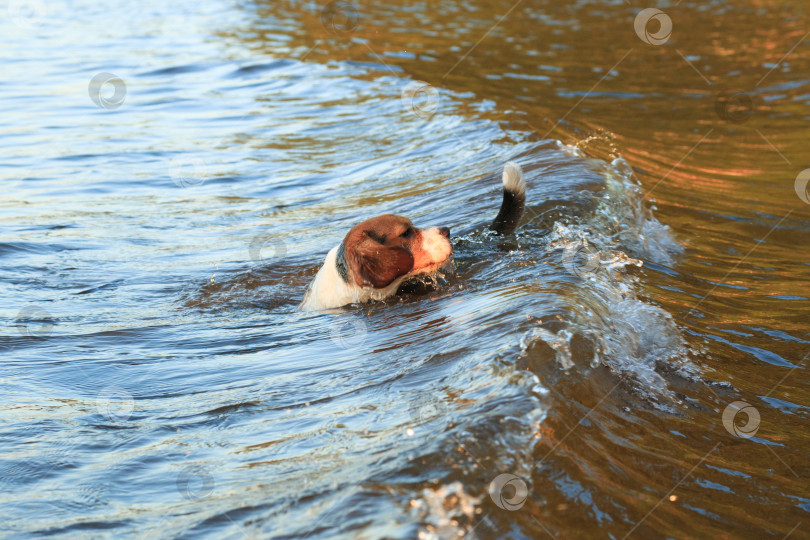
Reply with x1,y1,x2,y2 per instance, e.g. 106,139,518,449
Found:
2,0,809,538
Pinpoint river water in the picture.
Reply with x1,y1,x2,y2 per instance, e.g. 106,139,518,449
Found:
2,0,808,538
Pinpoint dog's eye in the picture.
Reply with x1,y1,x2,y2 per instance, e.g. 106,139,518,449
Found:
366,231,387,244
400,227,414,238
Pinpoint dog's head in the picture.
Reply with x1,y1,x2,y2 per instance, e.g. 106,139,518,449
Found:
341,214,452,289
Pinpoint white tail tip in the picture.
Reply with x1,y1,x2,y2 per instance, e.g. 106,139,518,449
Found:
502,161,525,195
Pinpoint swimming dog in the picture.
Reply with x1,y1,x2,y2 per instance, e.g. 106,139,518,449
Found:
299,162,525,310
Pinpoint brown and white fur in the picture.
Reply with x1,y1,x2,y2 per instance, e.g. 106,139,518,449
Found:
299,162,525,311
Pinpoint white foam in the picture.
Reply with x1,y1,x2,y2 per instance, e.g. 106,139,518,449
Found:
411,482,481,539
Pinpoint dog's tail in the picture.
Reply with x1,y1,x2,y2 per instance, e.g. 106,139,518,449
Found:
489,162,525,235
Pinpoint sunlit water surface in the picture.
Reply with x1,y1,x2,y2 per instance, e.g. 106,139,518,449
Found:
2,0,809,538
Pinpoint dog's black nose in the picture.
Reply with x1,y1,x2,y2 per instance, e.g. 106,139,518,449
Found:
438,227,450,238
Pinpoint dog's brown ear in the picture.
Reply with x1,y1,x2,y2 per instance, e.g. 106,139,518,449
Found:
352,236,414,288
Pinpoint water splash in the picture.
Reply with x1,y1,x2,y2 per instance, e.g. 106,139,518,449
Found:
523,148,694,403
411,482,482,539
